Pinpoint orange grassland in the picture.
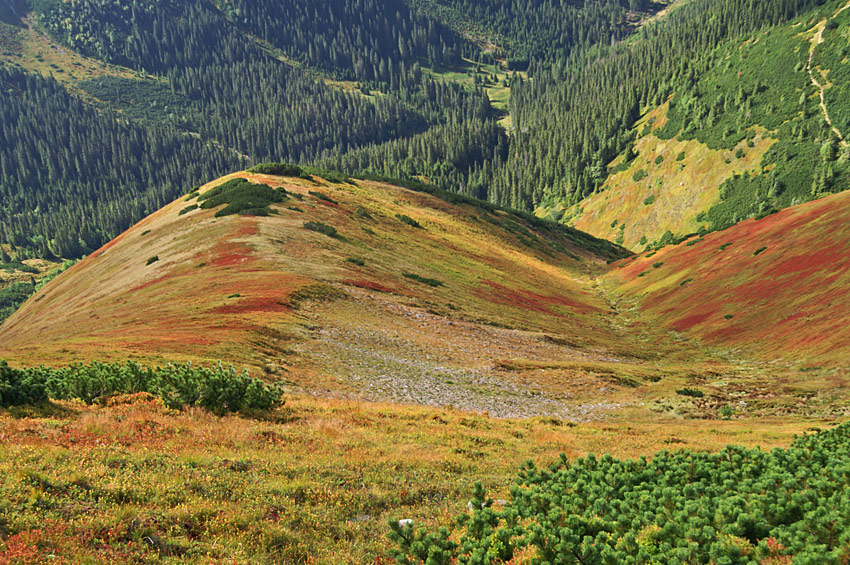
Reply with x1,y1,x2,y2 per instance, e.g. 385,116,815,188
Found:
0,394,831,563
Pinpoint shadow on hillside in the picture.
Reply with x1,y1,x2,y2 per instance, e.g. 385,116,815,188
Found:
2,401,78,419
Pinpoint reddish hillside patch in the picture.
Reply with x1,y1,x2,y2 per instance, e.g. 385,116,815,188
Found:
129,273,174,293
476,280,601,316
211,296,289,315
208,241,254,268
606,191,850,365
343,279,396,293
232,219,260,237
671,312,714,332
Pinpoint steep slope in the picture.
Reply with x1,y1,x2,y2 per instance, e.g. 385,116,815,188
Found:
541,0,850,250
605,189,850,367
2,170,707,418
545,102,775,250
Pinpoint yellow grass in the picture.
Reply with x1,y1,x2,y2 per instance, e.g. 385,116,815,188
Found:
0,15,140,97
0,393,833,563
546,101,774,251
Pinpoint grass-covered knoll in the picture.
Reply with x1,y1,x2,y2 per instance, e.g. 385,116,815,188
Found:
355,172,628,262
392,422,850,563
0,171,636,405
0,390,821,562
606,189,850,366
0,360,282,414
198,178,287,217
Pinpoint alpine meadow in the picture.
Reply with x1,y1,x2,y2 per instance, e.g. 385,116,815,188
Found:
1,0,850,563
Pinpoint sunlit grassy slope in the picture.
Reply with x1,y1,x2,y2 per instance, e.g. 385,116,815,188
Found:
547,102,775,251
548,0,850,251
1,393,823,563
4,172,740,418
0,2,140,97
605,189,850,368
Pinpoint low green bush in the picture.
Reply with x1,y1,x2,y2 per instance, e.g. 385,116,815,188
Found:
0,360,283,414
644,195,656,205
198,179,288,217
0,360,48,407
632,169,648,182
146,256,159,266
753,246,768,256
402,272,443,287
179,204,198,216
391,424,850,562
675,387,704,398
248,162,309,178
308,191,338,204
396,214,422,229
303,221,338,238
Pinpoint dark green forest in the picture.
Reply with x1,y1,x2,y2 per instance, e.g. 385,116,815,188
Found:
1,0,490,258
0,0,846,263
408,0,638,70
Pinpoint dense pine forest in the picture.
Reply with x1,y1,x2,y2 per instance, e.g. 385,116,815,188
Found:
0,0,846,261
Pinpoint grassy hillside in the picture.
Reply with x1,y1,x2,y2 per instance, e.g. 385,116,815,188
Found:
7,170,755,419
547,102,775,251
606,189,850,369
2,175,850,561
543,0,850,249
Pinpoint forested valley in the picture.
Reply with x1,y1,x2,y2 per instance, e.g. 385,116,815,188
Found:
0,0,846,258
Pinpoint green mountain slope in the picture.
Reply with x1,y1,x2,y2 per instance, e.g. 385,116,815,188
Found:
543,0,850,249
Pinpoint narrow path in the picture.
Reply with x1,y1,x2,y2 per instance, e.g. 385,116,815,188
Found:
4,0,18,16
807,0,850,146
